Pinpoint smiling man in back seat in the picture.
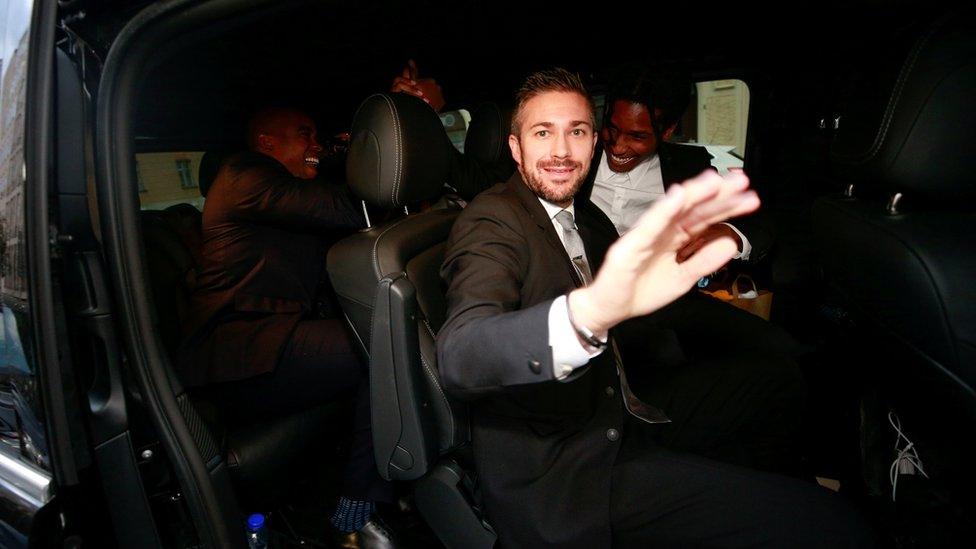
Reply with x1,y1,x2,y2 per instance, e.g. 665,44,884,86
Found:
179,107,397,548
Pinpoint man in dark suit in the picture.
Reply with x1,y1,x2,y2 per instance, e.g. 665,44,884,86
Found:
180,107,395,548
580,71,809,474
437,69,872,547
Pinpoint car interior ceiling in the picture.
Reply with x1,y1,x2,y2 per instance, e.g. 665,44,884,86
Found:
59,0,973,545
110,0,945,149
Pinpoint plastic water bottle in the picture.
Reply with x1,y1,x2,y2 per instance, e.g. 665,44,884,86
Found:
246,513,268,549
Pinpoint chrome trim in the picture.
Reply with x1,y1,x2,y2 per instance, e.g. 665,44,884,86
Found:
361,200,372,228
0,441,53,510
886,192,903,215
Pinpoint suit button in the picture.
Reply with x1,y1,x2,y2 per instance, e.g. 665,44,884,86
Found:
606,428,620,442
528,360,542,374
605,386,615,398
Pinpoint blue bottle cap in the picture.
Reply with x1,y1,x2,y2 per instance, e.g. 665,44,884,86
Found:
247,513,265,530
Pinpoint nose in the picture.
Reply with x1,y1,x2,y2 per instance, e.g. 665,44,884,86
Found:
309,138,323,155
551,131,570,159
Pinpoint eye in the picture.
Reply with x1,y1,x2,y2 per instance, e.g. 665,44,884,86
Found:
535,130,550,138
572,128,587,137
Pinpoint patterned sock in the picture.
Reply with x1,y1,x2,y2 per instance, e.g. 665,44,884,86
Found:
330,497,376,533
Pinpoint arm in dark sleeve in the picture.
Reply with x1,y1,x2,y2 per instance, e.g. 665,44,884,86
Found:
693,145,774,263
436,198,559,399
231,161,365,231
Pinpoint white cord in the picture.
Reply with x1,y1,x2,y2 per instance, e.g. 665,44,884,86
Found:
888,410,929,502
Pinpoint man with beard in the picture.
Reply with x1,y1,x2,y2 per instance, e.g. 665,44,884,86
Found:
180,107,396,548
437,69,873,547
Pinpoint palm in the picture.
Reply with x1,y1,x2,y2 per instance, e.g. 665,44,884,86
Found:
582,170,758,330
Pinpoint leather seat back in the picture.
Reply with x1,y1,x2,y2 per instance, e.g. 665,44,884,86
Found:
813,9,976,411
328,93,466,481
463,102,516,182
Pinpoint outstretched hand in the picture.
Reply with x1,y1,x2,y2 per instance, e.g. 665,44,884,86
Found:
568,170,760,335
390,59,446,112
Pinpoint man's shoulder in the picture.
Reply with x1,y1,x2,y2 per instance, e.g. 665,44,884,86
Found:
222,150,284,177
459,180,523,220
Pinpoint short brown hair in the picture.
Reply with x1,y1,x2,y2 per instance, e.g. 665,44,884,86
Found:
511,68,595,135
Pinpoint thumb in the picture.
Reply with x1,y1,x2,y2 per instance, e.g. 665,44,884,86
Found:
407,58,419,79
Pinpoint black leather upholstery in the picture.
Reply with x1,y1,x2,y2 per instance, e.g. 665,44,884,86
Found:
329,92,494,548
464,102,514,169
830,14,976,200
347,93,453,208
330,93,465,464
813,10,976,416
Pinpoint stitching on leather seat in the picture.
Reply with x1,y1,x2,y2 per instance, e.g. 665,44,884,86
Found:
420,320,455,445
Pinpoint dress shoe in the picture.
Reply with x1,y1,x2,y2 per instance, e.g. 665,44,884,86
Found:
333,517,397,549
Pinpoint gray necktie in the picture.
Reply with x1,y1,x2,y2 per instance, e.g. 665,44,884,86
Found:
554,209,670,424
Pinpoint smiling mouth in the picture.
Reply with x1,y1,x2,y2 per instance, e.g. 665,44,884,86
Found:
304,156,320,167
609,153,636,165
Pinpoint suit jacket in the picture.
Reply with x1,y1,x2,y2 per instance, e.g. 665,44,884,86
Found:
582,142,773,262
179,151,363,387
438,172,630,547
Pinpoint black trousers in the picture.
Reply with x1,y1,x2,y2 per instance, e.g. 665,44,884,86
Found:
620,291,808,474
607,293,879,546
203,318,393,503
610,434,875,548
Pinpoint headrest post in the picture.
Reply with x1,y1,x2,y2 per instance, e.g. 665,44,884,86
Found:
361,201,372,228
886,193,903,215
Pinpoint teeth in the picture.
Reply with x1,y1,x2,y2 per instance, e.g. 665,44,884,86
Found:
305,157,319,165
610,154,635,164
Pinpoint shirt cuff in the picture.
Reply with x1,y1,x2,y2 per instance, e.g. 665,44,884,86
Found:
721,222,752,261
548,295,604,379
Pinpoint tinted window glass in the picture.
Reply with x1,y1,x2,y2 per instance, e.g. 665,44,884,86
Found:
1,0,50,469
681,79,750,173
136,151,206,210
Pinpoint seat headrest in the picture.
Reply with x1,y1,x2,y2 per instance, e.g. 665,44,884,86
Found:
198,151,225,198
346,93,452,208
831,12,976,200
464,102,514,166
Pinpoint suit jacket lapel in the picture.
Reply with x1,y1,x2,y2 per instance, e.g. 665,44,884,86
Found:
508,172,586,288
659,142,679,189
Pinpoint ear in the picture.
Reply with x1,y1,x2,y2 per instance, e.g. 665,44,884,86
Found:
661,123,678,142
257,134,274,152
508,134,522,166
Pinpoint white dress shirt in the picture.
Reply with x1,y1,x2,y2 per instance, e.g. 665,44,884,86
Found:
590,152,752,260
537,198,606,379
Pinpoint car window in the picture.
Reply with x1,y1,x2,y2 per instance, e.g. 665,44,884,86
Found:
1,0,50,470
135,152,206,210
685,79,750,173
440,108,470,152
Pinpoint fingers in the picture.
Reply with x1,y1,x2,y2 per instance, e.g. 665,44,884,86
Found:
674,171,757,234
618,182,688,252
390,77,431,104
675,236,704,263
407,59,419,79
678,236,738,284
